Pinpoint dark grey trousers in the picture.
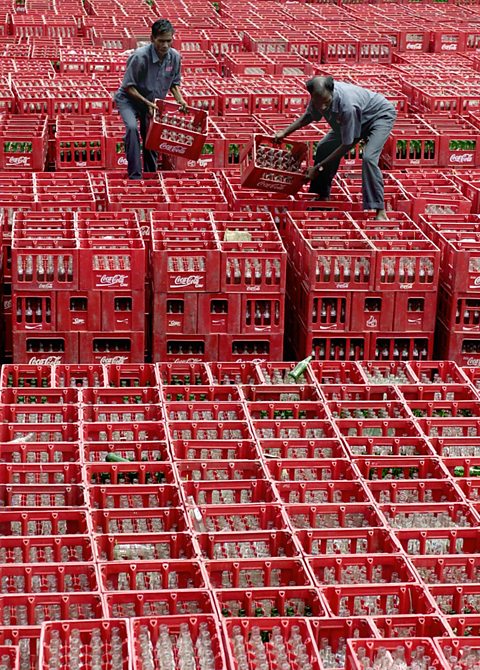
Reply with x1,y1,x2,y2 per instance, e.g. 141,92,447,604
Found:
309,110,397,210
116,99,158,179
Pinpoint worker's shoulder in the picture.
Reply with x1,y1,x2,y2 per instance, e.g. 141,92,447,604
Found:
130,44,152,60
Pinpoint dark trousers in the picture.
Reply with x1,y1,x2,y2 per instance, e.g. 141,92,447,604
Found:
309,111,396,210
116,99,158,179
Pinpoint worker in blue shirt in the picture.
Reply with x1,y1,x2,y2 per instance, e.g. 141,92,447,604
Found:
275,76,397,220
115,18,188,180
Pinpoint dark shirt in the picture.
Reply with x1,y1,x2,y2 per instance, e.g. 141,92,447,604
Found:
115,44,181,105
305,81,395,145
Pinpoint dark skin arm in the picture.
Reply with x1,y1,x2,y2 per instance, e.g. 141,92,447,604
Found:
305,142,352,179
124,85,188,115
273,112,313,142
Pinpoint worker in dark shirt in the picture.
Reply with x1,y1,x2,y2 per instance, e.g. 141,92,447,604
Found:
115,18,188,180
274,76,397,220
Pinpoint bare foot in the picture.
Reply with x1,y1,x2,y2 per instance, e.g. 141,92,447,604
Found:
375,209,388,221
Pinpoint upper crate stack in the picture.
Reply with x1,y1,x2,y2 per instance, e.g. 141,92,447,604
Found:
284,210,441,363
150,210,287,362
11,210,145,364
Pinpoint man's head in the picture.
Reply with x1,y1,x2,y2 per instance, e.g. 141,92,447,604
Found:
151,19,175,58
306,75,334,113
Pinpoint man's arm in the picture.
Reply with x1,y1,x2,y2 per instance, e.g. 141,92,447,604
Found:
170,84,188,112
307,142,352,179
274,111,313,142
124,86,156,115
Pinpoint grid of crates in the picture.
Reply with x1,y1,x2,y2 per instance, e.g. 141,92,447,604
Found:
1,359,480,669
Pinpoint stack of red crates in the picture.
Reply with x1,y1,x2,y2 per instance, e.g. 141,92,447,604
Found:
11,211,145,364
150,210,286,362
285,210,440,362
422,213,480,366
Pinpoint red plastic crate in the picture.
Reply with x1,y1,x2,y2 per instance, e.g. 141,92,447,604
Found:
381,502,480,530
429,583,480,616
266,458,356,481
86,461,173,486
181,479,277,507
0,535,93,563
295,527,402,556
346,638,447,670
223,618,323,669
0,462,81,485
0,562,97,593
321,384,401,402
0,593,105,626
39,620,129,670
0,483,85,508
92,508,188,534
242,384,323,403
94,532,196,561
259,438,347,460
354,456,449,480
185,503,288,533
215,586,324,617
99,559,205,591
0,114,48,171
145,99,208,161
371,615,452,638
105,590,214,617
130,615,227,670
240,134,308,195
284,502,385,529
171,438,258,460
307,553,416,586
195,529,299,559
412,555,480,585
343,435,435,458
324,583,436,618
206,557,312,589
0,509,88,536
367,479,463,505
309,361,365,385
252,418,338,441
275,480,371,505
176,460,266,483
88,484,180,510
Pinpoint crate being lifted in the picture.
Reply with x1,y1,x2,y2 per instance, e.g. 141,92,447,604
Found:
240,134,308,195
145,98,208,161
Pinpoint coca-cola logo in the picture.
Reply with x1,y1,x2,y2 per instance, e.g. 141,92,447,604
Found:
171,275,203,288
466,357,480,366
72,318,85,325
159,142,187,155
3,299,11,310
140,225,149,237
441,43,457,50
168,320,182,327
246,286,261,291
450,153,474,163
97,274,129,287
173,357,202,362
234,358,266,363
25,324,43,330
28,356,62,365
8,156,30,165
399,283,413,289
406,43,422,49
257,179,286,192
473,276,480,287
39,283,53,289
117,156,127,166
99,356,129,364
75,162,87,167
366,316,378,328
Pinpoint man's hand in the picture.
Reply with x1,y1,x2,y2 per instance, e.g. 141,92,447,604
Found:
147,101,157,117
305,165,323,180
273,131,286,144
178,101,188,113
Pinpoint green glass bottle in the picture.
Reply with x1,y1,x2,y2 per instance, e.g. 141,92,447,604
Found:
288,353,314,382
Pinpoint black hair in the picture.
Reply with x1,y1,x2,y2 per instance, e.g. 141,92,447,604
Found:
151,19,175,37
305,75,334,95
